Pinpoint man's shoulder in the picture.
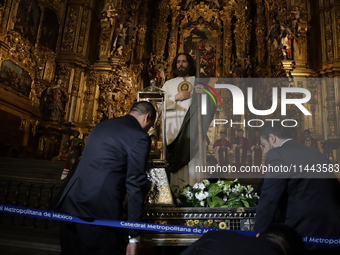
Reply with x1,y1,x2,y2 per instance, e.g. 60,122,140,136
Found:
269,140,326,160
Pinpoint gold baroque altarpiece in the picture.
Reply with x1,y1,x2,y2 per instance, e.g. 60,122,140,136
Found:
0,0,339,164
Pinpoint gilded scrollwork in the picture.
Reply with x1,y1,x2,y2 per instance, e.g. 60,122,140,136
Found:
77,8,90,54
56,63,71,88
152,0,170,56
307,74,320,132
324,8,334,61
72,68,82,97
255,0,266,66
97,68,136,122
326,79,337,137
61,7,79,52
0,0,6,30
5,31,39,69
82,70,97,123
135,8,147,62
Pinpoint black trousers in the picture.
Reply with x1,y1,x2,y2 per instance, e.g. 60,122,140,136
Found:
59,221,127,255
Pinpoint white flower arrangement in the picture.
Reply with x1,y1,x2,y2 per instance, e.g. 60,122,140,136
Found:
172,179,258,208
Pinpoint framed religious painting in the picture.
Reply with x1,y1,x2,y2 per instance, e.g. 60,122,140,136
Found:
178,16,221,78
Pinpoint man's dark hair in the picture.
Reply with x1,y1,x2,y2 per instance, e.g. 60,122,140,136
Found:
260,122,292,142
129,101,156,120
220,131,226,135
259,224,306,255
172,53,196,77
304,129,311,134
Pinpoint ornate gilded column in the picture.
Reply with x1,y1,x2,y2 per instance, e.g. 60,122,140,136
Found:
168,4,181,65
81,70,97,125
59,0,94,66
152,0,170,57
255,0,266,66
324,0,334,62
220,6,232,76
135,11,148,62
234,0,251,66
325,78,338,138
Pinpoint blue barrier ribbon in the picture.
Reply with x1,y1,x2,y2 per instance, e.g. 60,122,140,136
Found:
0,204,339,247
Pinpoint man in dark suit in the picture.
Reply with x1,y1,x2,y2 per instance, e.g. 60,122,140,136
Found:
180,224,306,255
255,122,340,251
56,101,156,255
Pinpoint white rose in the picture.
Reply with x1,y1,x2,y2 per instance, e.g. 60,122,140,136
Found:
198,183,205,190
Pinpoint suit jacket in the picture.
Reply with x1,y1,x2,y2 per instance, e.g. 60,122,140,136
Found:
180,231,281,255
255,140,340,240
56,115,151,237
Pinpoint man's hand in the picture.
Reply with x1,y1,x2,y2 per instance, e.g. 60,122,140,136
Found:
175,91,191,101
126,243,138,255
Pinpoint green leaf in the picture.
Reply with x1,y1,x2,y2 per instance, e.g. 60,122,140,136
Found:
208,183,221,197
207,196,225,207
241,200,249,207
207,197,212,207
229,194,237,199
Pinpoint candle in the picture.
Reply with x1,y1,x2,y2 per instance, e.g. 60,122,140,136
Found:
322,111,328,141
69,96,75,122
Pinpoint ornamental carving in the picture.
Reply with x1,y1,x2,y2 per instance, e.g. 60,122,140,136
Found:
307,75,320,132
71,68,82,96
135,7,148,62
152,0,170,56
326,80,336,137
4,31,44,72
336,10,340,52
0,0,6,29
30,79,49,107
97,69,136,122
61,7,79,52
77,8,90,54
255,0,265,65
148,54,169,87
324,8,334,60
82,70,97,123
56,63,72,88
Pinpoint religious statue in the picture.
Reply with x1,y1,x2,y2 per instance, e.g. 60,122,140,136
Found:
100,4,116,26
64,130,85,169
266,19,281,49
280,24,294,60
40,79,69,122
111,23,125,53
291,6,307,32
125,20,138,46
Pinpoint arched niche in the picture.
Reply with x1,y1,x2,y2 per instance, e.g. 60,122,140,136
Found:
13,0,41,45
39,8,59,52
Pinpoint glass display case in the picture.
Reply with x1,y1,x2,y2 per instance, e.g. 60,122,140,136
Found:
137,80,173,206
